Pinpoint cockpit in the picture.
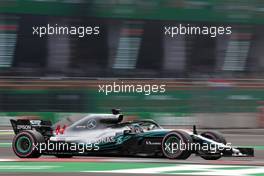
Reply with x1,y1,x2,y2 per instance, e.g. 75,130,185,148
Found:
123,120,162,133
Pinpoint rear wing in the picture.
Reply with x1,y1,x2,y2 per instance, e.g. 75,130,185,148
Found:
10,119,52,135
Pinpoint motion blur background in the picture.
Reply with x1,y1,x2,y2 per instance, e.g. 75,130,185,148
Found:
0,0,264,129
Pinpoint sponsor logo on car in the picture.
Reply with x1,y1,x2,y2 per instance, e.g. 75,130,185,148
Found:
95,136,115,144
17,125,31,130
146,140,161,145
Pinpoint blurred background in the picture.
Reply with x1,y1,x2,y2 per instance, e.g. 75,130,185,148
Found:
0,0,264,129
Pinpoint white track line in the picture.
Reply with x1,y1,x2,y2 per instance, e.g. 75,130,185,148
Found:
0,159,19,161
177,168,264,176
83,164,254,174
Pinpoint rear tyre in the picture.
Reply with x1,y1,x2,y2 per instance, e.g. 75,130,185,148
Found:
162,131,193,160
12,130,44,158
199,131,226,160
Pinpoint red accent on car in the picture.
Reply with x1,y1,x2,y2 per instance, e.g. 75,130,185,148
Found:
60,125,66,134
55,125,60,135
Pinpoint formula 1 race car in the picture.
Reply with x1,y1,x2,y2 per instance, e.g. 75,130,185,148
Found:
10,109,254,160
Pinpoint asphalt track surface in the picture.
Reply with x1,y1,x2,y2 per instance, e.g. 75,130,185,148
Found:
0,130,264,176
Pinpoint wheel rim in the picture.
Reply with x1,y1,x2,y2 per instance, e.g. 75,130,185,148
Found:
16,136,32,153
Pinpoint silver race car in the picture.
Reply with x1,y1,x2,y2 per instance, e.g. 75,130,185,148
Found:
10,109,254,160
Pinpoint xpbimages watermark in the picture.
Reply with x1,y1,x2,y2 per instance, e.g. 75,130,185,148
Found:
98,82,166,95
32,24,100,37
33,141,99,154
164,141,232,154
164,24,232,38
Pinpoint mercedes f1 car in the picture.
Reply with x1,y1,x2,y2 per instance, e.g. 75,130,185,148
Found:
10,109,254,160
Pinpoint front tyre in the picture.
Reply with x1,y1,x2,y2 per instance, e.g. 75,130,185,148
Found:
12,130,44,158
199,131,226,160
162,131,193,160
